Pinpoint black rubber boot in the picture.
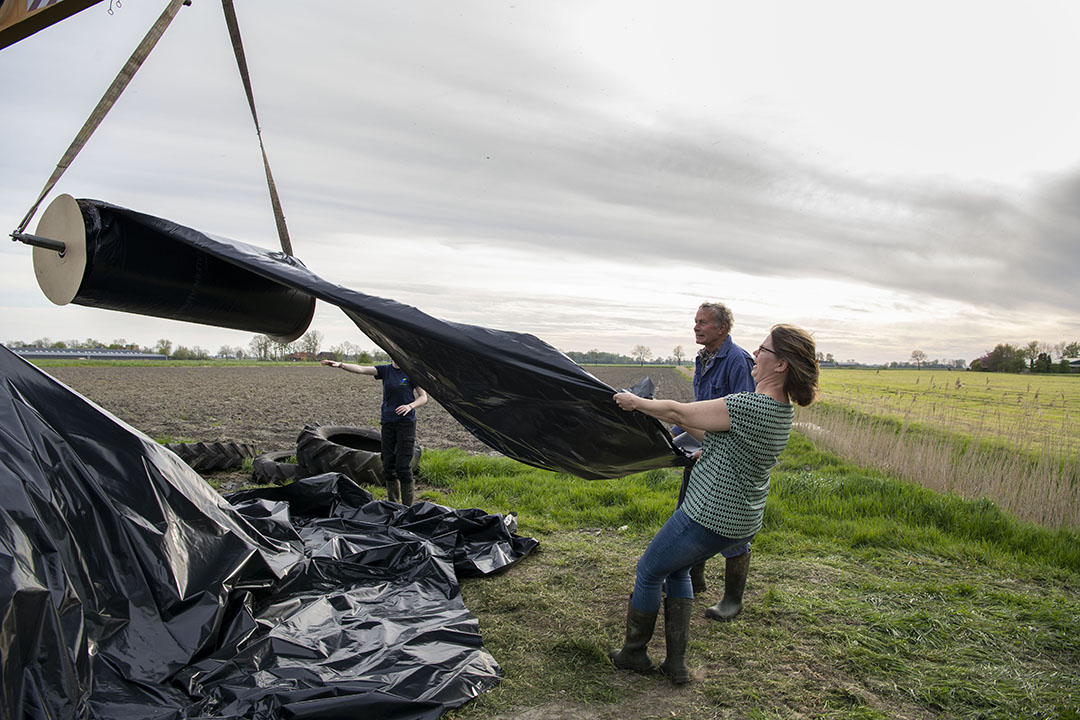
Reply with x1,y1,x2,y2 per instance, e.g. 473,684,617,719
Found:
400,480,415,506
689,562,707,594
609,596,658,672
705,550,750,621
385,478,401,504
659,596,692,684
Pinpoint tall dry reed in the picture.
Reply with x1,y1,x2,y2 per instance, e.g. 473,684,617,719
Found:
795,396,1080,529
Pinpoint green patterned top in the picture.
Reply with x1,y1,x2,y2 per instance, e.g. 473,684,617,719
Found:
682,392,793,538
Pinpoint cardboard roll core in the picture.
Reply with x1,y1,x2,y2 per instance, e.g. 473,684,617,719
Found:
33,194,86,305
32,194,314,343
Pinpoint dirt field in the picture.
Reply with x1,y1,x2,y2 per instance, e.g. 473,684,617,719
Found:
46,363,693,463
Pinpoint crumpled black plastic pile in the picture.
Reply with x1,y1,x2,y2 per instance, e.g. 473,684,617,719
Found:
0,345,538,719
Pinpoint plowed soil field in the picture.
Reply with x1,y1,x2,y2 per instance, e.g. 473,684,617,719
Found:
46,364,692,483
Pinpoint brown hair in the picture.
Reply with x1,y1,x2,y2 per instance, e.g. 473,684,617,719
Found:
770,324,818,406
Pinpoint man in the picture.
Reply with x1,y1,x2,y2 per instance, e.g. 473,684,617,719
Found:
674,302,756,620
322,357,428,505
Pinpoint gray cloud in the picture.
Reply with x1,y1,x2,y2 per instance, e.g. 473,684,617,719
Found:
269,91,1074,321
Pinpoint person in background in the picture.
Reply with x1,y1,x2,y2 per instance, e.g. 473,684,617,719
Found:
321,357,428,505
673,302,756,619
610,324,818,683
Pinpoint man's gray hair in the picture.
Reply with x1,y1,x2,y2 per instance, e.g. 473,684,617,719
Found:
699,302,733,332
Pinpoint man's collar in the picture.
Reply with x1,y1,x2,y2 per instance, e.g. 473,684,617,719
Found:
698,335,732,362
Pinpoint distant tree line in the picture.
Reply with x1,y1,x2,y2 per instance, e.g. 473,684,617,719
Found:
968,340,1080,374
11,334,1077,373
4,330,388,364
246,331,388,363
564,345,690,367
7,337,152,352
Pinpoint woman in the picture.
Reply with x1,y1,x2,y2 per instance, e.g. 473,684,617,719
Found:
609,324,818,683
321,357,428,504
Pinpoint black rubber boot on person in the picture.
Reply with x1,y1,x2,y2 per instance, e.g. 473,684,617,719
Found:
659,596,693,684
689,562,707,594
705,550,751,621
609,596,658,673
400,480,415,506
385,478,401,504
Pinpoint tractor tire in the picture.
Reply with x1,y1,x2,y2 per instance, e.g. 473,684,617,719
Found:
296,424,384,485
251,450,305,485
165,441,258,472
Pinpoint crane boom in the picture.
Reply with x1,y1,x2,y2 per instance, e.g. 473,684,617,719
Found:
0,0,105,51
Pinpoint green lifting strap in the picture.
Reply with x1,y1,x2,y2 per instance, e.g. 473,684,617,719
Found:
14,0,189,237
220,0,294,257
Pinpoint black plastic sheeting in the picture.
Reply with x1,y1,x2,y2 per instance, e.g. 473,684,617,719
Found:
59,198,685,480
72,199,317,342
0,345,538,719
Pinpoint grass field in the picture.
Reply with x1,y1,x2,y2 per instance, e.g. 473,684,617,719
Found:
816,369,1080,459
796,370,1080,529
399,441,1080,720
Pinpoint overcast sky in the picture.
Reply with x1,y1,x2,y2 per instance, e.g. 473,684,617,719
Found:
2,1,1078,364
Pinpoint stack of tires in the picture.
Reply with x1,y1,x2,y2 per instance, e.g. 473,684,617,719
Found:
164,441,258,472
251,424,421,486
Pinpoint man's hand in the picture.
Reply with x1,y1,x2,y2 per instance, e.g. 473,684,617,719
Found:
613,392,638,411
321,359,341,368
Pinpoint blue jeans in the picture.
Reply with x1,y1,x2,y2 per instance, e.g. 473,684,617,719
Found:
680,466,749,560
631,508,752,613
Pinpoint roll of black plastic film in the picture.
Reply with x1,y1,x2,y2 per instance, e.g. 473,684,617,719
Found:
33,195,315,343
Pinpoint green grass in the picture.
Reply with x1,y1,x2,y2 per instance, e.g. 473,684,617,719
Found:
769,435,1080,572
153,434,194,445
422,450,675,534
405,442,1080,720
818,368,1080,460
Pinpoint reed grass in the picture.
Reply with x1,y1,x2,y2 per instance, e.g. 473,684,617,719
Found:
798,370,1080,529
817,369,1079,459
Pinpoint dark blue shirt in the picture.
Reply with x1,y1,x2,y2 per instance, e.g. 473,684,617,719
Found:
672,335,755,435
374,364,418,423
693,335,756,402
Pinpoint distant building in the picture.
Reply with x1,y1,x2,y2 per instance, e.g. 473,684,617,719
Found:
10,347,167,361
1066,358,1080,372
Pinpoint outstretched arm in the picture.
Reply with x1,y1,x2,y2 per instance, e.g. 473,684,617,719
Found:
613,393,731,433
321,359,377,376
